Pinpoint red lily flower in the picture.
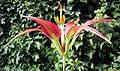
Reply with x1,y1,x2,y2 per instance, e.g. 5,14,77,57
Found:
4,4,112,71
4,16,112,54
4,4,112,62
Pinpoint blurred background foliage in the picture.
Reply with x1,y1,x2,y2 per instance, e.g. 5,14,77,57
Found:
0,0,120,71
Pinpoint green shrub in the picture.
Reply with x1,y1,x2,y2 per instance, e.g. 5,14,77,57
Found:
0,0,120,71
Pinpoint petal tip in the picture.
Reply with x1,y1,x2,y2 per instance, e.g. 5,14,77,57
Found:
104,38,112,44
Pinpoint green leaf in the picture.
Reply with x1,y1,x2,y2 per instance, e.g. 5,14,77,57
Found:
80,0,88,3
115,56,120,62
51,34,63,56
65,35,78,54
86,50,95,59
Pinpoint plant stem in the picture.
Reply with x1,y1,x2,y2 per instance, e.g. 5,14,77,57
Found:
63,55,65,71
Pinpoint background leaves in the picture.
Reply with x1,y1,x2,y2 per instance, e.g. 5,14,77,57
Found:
0,0,120,71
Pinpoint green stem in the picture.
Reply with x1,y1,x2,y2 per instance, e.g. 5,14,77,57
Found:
63,55,65,71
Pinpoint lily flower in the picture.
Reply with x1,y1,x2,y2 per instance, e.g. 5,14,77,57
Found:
4,4,112,55
4,4,112,71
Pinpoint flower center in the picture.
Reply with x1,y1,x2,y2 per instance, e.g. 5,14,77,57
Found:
54,4,66,25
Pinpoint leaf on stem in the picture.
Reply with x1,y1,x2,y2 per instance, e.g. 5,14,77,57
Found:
51,34,64,56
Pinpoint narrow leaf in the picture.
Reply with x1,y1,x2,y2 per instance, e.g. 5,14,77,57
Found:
65,34,78,54
51,34,64,56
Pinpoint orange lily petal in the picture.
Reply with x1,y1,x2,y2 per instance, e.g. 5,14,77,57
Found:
23,16,61,40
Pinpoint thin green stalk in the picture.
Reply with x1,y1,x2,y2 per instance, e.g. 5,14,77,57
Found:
63,55,65,71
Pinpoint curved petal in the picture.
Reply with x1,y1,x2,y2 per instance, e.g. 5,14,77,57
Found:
67,26,79,41
65,22,75,35
4,28,41,47
82,26,111,44
83,18,112,26
23,16,61,40
73,25,85,38
74,25,111,44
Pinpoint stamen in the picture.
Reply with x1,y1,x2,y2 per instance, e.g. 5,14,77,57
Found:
59,4,62,24
62,15,66,23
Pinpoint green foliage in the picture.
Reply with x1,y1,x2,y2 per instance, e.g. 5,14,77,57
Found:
0,0,120,71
